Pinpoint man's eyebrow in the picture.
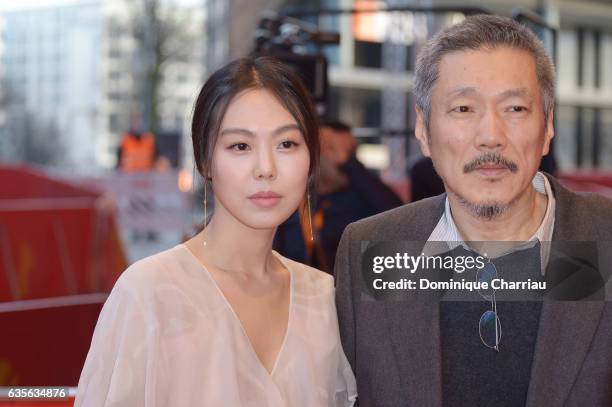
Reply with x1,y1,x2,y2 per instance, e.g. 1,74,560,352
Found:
220,124,300,137
445,86,533,101
447,86,479,98
497,87,531,99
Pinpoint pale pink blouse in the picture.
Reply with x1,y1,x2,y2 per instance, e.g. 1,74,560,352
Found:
75,244,357,406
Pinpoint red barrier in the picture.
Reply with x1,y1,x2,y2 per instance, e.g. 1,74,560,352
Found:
0,165,127,301
0,165,126,387
0,295,105,386
559,170,612,188
0,166,99,200
0,401,73,407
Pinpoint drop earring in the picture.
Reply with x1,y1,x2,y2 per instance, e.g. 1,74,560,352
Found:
203,179,208,247
307,192,314,241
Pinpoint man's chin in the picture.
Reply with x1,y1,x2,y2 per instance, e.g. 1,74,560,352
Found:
463,200,511,220
448,187,514,221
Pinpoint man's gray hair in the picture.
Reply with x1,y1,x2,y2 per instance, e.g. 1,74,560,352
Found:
414,14,556,126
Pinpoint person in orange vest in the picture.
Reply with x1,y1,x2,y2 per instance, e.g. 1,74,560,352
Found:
117,130,157,172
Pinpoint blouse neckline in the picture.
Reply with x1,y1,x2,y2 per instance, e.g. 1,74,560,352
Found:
176,243,295,377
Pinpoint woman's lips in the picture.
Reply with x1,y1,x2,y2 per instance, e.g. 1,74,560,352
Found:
248,191,282,208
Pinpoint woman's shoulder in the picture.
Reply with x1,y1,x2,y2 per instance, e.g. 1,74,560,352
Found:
112,244,198,298
274,251,334,294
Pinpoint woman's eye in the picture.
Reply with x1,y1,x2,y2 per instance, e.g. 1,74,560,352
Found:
509,106,527,112
279,140,298,149
229,143,249,151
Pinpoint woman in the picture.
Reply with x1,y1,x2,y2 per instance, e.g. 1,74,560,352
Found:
75,56,357,406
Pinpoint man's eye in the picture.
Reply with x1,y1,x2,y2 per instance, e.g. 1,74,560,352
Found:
229,143,249,151
453,106,471,113
509,106,527,112
279,140,299,149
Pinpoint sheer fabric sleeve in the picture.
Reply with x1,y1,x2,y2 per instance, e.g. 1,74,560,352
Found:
335,342,358,406
332,273,357,407
75,271,162,407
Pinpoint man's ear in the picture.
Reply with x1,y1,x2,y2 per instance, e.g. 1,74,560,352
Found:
415,106,431,157
542,108,555,156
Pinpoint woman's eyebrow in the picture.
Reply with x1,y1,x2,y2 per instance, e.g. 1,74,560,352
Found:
219,128,255,137
220,124,300,137
272,124,300,136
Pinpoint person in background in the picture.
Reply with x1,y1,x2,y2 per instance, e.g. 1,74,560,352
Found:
409,156,445,202
275,120,403,273
117,129,157,172
116,128,160,241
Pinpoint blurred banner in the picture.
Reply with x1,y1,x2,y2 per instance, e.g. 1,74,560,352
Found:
90,170,191,233
0,165,127,302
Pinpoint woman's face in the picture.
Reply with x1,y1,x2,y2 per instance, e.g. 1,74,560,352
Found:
209,88,311,230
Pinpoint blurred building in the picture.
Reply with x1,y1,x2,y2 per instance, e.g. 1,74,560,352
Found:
0,0,206,170
272,0,612,171
205,0,284,73
201,0,612,177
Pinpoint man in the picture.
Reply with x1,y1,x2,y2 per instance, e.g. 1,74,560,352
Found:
275,120,402,272
335,15,612,406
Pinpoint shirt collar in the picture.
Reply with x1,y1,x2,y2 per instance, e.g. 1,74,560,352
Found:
426,171,556,275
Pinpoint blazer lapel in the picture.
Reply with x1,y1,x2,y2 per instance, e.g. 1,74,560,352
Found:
526,175,606,407
384,196,445,406
525,300,605,407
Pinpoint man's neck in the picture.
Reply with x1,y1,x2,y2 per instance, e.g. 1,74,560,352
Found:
448,186,548,243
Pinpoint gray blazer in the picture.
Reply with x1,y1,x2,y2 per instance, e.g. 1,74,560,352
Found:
335,174,612,406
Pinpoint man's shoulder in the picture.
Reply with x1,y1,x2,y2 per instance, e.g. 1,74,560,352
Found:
568,190,612,237
548,174,612,239
574,190,612,212
343,194,446,241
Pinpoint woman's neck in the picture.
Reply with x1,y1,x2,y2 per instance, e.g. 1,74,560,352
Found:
189,207,279,278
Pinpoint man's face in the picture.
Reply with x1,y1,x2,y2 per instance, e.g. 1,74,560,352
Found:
415,46,554,216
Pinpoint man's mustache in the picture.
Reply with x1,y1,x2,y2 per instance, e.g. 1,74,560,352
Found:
463,152,519,173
